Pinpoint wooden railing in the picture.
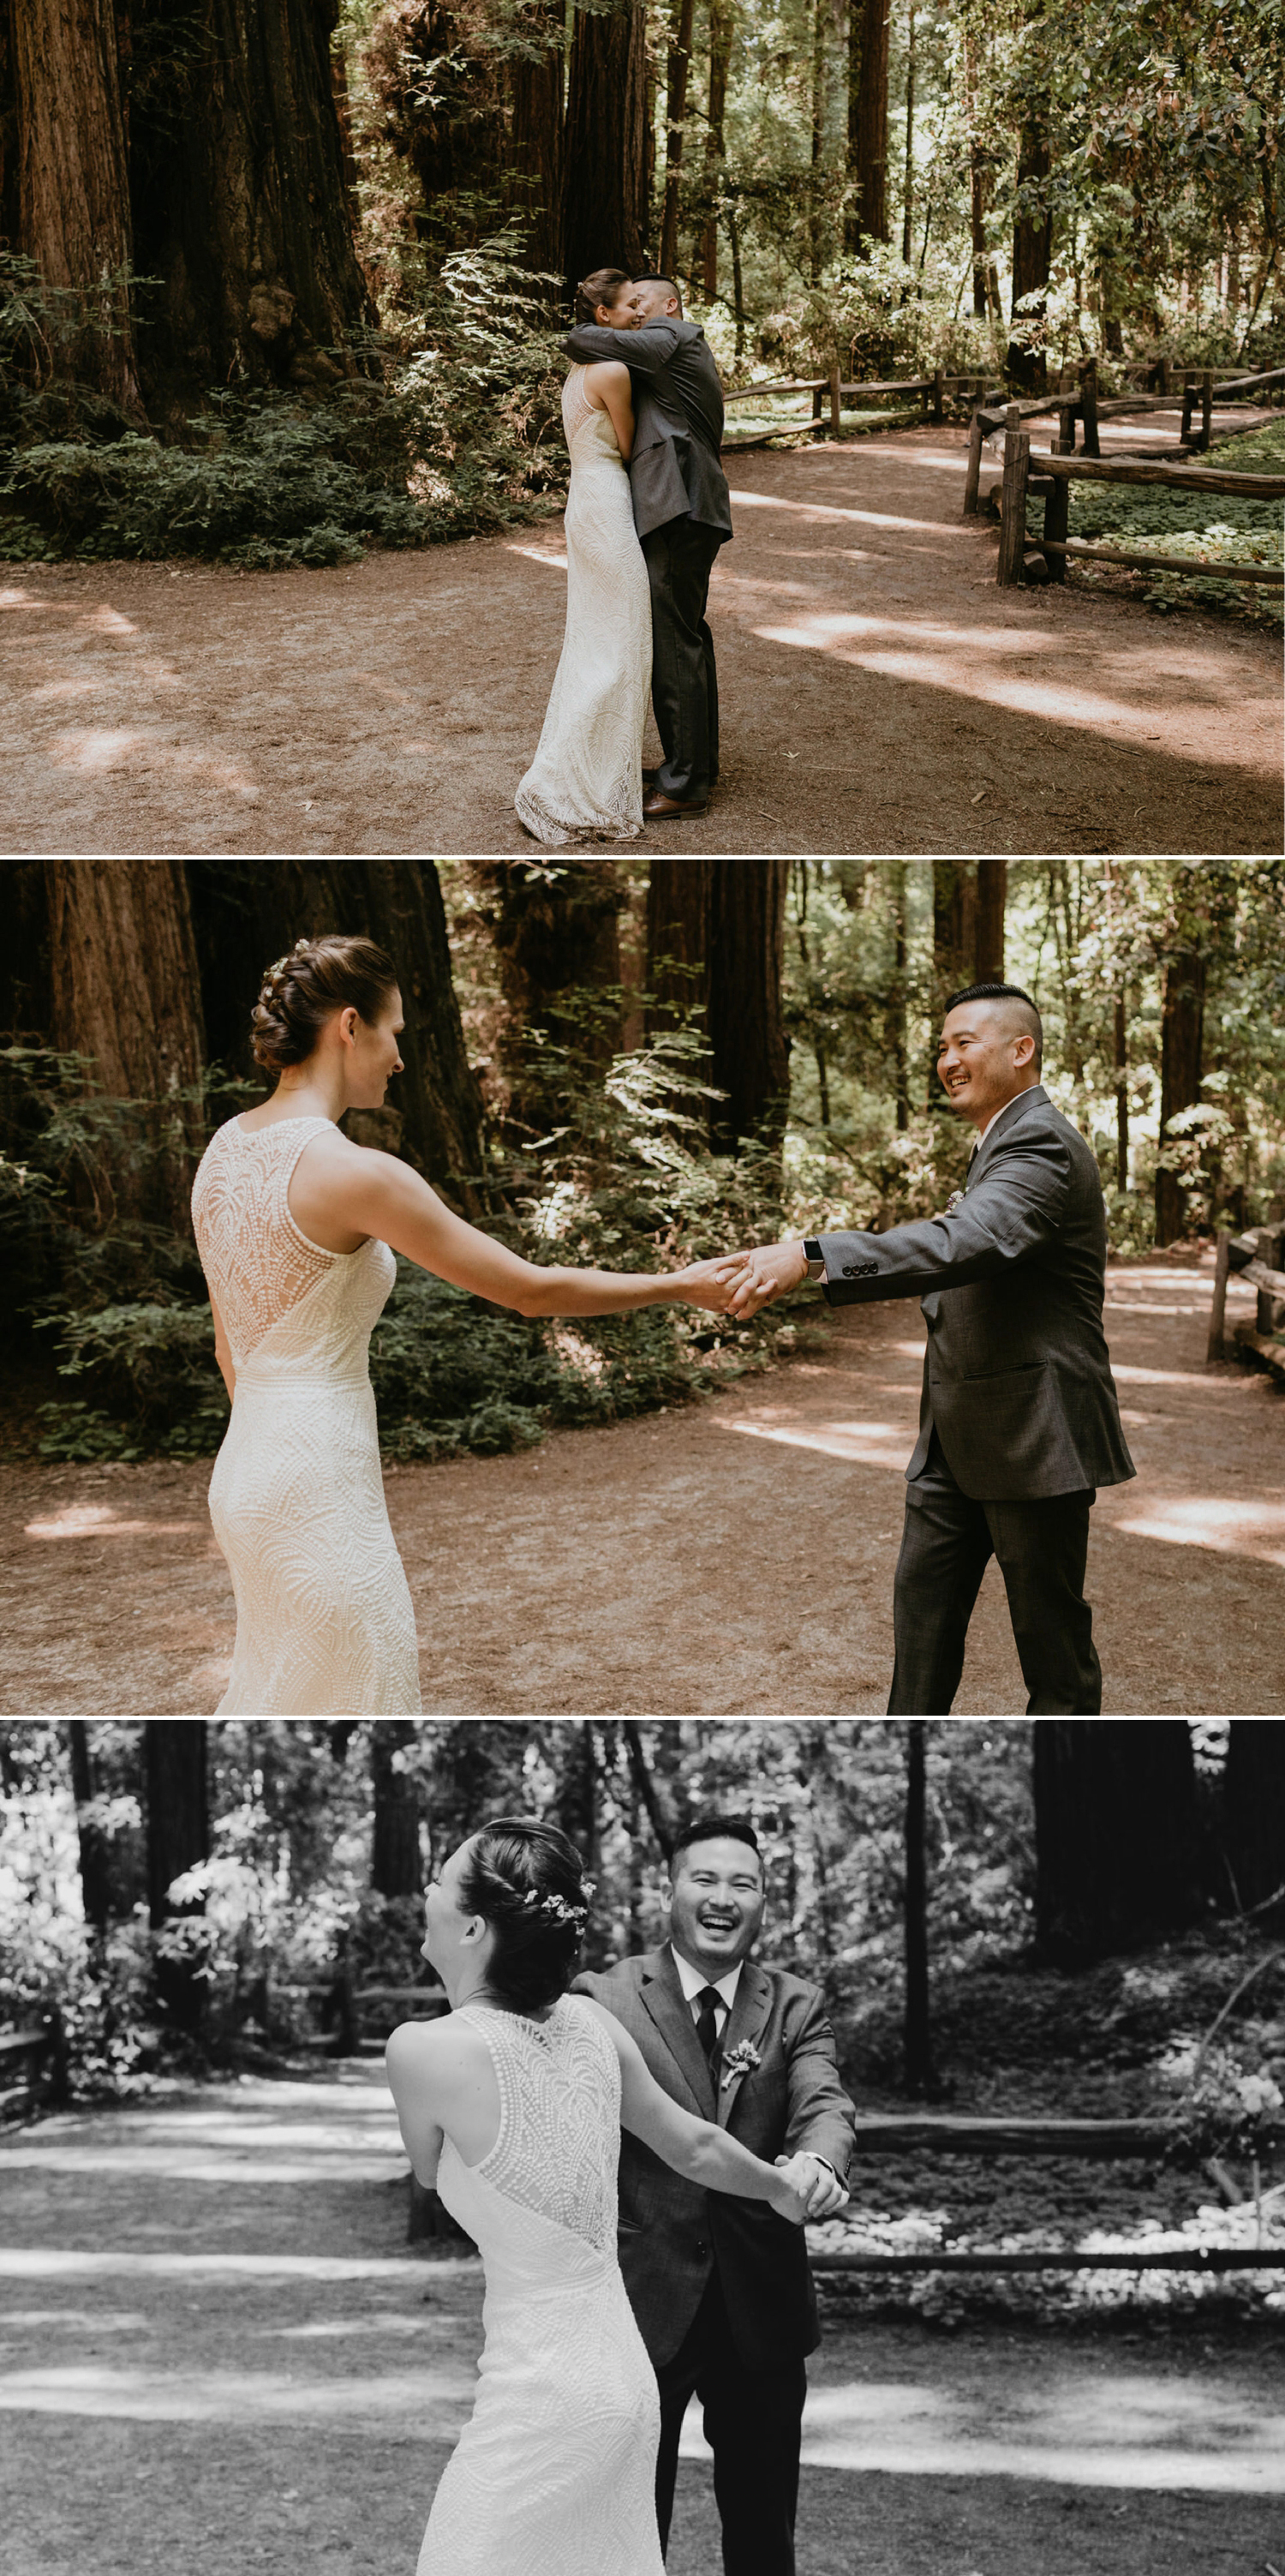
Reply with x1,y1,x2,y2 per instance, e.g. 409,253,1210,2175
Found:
0,2022,64,2118
1209,1228,1285,1381
720,369,986,449
964,359,1285,516
983,408,1284,590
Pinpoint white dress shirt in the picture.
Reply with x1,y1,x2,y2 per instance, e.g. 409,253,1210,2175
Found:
671,1944,742,2034
970,1081,1047,1159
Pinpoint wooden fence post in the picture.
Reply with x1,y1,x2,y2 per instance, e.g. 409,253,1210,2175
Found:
812,381,824,421
1200,368,1214,452
1180,373,1196,445
964,406,985,514
1079,357,1100,457
933,368,945,422
1206,1230,1231,1363
997,410,1031,584
1056,401,1076,453
829,362,842,435
1042,472,1069,580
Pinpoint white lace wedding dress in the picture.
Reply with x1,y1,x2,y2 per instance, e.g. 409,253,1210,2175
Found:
190,1114,421,1716
514,365,652,845
420,1997,664,2576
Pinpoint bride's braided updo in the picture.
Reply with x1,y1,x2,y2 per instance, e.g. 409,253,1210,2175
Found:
459,1818,595,2015
250,933,398,1075
573,267,631,326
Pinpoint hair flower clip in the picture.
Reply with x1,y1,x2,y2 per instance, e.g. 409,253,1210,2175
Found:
720,2040,762,2091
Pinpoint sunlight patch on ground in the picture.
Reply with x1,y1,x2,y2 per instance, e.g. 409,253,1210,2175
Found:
1113,1363,1258,1391
0,2250,473,2284
505,546,568,572
260,2317,442,2339
0,2366,475,2424
681,2376,1285,2490
23,1503,205,1540
79,606,138,636
49,731,260,799
0,2148,401,2184
727,489,953,536
717,1420,909,1467
1107,1496,1285,1567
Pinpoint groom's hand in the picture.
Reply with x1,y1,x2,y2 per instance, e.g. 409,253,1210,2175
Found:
727,1239,809,1318
774,2153,848,2219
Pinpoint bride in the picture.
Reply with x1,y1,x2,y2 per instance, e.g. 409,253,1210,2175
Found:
191,933,747,1717
386,1817,811,2576
515,272,651,846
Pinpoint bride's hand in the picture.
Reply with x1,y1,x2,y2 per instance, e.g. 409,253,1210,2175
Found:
768,2164,812,2226
668,1255,754,1314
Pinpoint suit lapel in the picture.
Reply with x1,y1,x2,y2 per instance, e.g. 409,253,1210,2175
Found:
640,1947,716,2114
715,1960,774,2130
966,1083,1048,1191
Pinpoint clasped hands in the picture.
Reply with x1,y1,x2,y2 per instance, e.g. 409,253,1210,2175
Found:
771,2150,850,2226
675,1241,806,1320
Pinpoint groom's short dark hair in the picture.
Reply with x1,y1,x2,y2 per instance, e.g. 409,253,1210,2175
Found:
670,1813,762,1871
633,274,684,317
943,980,1043,1069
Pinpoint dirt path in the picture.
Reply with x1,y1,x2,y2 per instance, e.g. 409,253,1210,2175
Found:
3,410,1280,857
1,1246,1281,1717
3,2074,1284,2576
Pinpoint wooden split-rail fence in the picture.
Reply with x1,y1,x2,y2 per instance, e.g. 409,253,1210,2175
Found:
720,368,988,451
1208,1227,1285,1384
978,408,1284,594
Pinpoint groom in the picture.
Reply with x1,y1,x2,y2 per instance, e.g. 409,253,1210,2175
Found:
565,274,732,821
574,1813,854,2576
732,981,1137,1714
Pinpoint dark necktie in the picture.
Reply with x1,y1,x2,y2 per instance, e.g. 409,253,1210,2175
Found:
695,1985,724,2070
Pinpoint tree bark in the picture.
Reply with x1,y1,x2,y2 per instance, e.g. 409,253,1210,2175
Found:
706,860,790,1149
810,0,828,284
145,1721,209,2035
900,0,914,267
903,1721,933,2092
562,1,648,298
659,0,696,284
932,861,977,1007
69,1722,113,1938
1224,1722,1285,1910
646,860,712,1026
1156,921,1205,1244
472,860,624,1135
510,9,564,287
1007,112,1052,392
131,0,379,408
47,860,206,1236
11,0,143,411
371,1721,422,1898
974,860,1006,983
700,0,733,300
851,0,891,248
1033,1722,1199,1963
184,860,488,1216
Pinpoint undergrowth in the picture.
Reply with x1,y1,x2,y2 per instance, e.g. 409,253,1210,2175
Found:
1051,415,1285,624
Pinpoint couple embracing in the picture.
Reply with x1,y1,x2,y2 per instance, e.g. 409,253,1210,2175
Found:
388,1810,856,2576
515,272,730,843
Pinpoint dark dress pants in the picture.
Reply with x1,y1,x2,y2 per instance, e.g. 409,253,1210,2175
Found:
642,518,722,801
654,2271,806,2576
887,1429,1103,1715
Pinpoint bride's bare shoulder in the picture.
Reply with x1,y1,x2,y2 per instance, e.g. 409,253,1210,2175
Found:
583,358,631,401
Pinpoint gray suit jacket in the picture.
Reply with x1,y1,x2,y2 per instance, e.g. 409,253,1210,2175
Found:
573,1943,855,2369
818,1085,1137,1501
563,318,732,541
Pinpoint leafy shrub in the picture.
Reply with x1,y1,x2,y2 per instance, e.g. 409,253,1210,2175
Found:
1059,416,1285,625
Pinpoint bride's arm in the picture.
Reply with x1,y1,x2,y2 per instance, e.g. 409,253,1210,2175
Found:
294,1135,745,1318
584,359,635,461
386,2023,447,2188
588,2005,811,2220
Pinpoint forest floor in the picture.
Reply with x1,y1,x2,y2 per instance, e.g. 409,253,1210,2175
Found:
1,1243,1282,1718
3,2064,1285,2576
3,407,1281,859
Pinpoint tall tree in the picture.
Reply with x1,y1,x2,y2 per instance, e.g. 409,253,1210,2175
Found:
903,1721,933,2092
68,1722,112,1939
1224,1722,1285,1911
932,860,977,1007
1033,1722,1199,1962
707,860,790,1148
659,0,696,281
1156,884,1206,1243
975,861,1007,983
185,860,489,1216
47,860,206,1236
900,0,916,266
10,0,142,412
132,0,378,402
1007,98,1053,391
646,859,712,1027
700,0,734,298
145,1721,209,2034
510,10,565,285
850,0,891,246
562,1,648,296
472,860,624,1134
371,1721,422,1898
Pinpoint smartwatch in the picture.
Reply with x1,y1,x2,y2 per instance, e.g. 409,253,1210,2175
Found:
802,1237,828,1285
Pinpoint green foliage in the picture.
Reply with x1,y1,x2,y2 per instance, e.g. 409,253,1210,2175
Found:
1055,417,1285,624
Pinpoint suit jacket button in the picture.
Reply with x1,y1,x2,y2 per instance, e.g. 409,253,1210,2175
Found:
842,1262,858,1278
695,2240,708,2257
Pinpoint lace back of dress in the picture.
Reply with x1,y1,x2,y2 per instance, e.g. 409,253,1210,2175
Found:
192,1120,335,1365
471,2003,619,2251
561,365,597,449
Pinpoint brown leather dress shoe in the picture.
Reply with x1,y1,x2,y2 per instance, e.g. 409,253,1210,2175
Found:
642,788,708,820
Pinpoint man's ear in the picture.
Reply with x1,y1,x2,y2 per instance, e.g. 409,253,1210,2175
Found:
660,1878,673,1910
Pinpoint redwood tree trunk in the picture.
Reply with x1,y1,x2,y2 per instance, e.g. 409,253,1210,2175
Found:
646,859,712,1025
1156,941,1205,1243
562,2,648,298
903,1721,933,2093
371,1721,422,1898
851,0,891,248
1033,1721,1199,1962
1007,115,1053,391
1224,1722,1285,1909
658,0,696,283
145,1721,209,2035
69,1722,112,1938
974,860,1007,983
131,0,379,406
932,860,977,1005
11,0,143,411
510,11,564,286
47,860,206,1236
473,860,624,1133
706,860,790,1148
699,0,733,299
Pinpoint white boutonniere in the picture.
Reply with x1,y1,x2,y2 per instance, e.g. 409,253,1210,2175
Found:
944,1189,965,1217
720,2040,762,2091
